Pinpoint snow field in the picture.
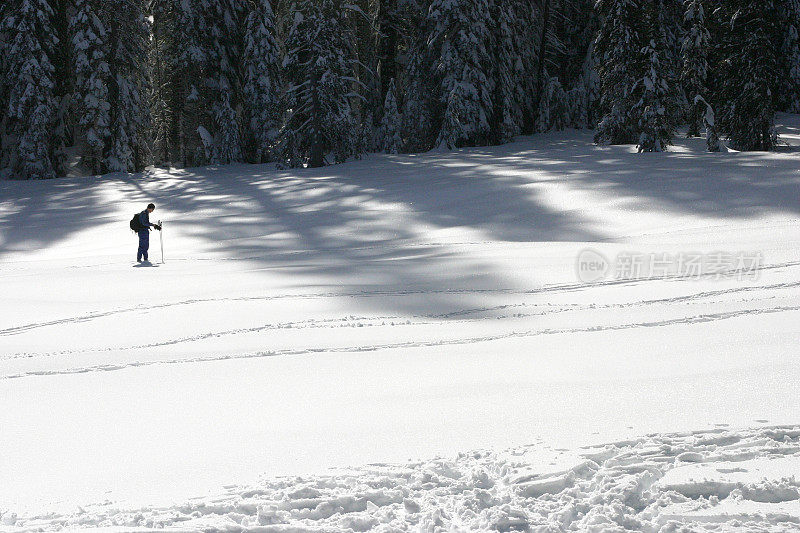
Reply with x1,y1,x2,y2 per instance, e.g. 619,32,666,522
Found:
2,118,800,529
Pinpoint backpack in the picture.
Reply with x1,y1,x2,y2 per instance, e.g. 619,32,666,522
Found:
130,213,145,232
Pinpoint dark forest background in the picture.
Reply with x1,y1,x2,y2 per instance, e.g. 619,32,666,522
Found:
1,0,799,179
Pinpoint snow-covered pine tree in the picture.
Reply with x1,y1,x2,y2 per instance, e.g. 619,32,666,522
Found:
712,0,781,151
0,0,7,138
401,0,438,152
169,0,207,166
71,0,150,174
779,0,800,113
242,0,282,163
70,0,110,174
51,0,73,167
635,1,679,152
593,0,647,145
655,0,684,90
537,71,551,132
212,90,241,164
402,0,547,148
498,0,539,136
546,76,570,131
484,0,537,143
278,0,363,167
635,37,677,152
147,0,176,165
1,3,12,177
345,0,378,137
2,0,61,179
681,0,710,137
594,0,678,150
207,0,243,165
544,0,602,130
427,0,494,149
376,0,400,125
380,78,402,153
533,0,557,134
358,111,376,155
567,83,588,129
694,95,719,151
581,42,602,128
163,0,245,167
106,0,150,172
401,46,436,152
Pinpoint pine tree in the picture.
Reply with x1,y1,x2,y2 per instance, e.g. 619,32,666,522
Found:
636,1,680,152
2,0,61,179
582,42,602,128
278,0,363,167
713,0,781,151
485,0,542,141
503,0,539,135
169,0,204,166
567,83,588,129
401,2,437,153
147,0,176,165
71,0,150,174
546,77,570,131
376,0,400,124
401,49,435,152
213,0,244,164
694,95,719,151
51,0,73,168
779,0,800,113
594,0,646,145
0,1,8,158
106,0,150,172
380,78,402,153
242,0,282,163
213,90,241,164
427,0,495,149
70,0,110,174
163,0,245,167
594,0,678,150
533,0,555,134
681,0,710,137
636,35,678,152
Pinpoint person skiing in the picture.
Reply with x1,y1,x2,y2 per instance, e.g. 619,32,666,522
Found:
137,203,161,263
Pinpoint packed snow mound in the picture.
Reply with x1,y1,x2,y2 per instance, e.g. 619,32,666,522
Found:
2,426,799,532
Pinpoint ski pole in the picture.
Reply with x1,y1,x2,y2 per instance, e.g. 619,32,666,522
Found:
160,220,165,264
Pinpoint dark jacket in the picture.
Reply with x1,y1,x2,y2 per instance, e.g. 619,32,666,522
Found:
139,210,154,231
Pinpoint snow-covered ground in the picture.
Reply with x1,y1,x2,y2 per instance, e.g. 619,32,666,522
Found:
1,117,799,531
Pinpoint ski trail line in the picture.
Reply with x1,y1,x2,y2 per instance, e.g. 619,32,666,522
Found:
3,303,798,380
1,261,797,337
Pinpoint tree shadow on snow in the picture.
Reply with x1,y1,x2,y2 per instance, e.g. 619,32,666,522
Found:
1,116,799,317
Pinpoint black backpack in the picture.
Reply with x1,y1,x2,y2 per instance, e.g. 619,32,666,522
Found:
130,213,145,232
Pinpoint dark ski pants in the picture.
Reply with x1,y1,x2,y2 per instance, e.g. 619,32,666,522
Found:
137,230,150,261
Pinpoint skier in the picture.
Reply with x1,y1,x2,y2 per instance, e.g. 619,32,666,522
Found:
137,203,161,263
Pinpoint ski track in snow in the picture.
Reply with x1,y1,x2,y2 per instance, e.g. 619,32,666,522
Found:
0,291,778,361
3,259,799,338
4,302,799,380
2,426,799,532
2,262,798,379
